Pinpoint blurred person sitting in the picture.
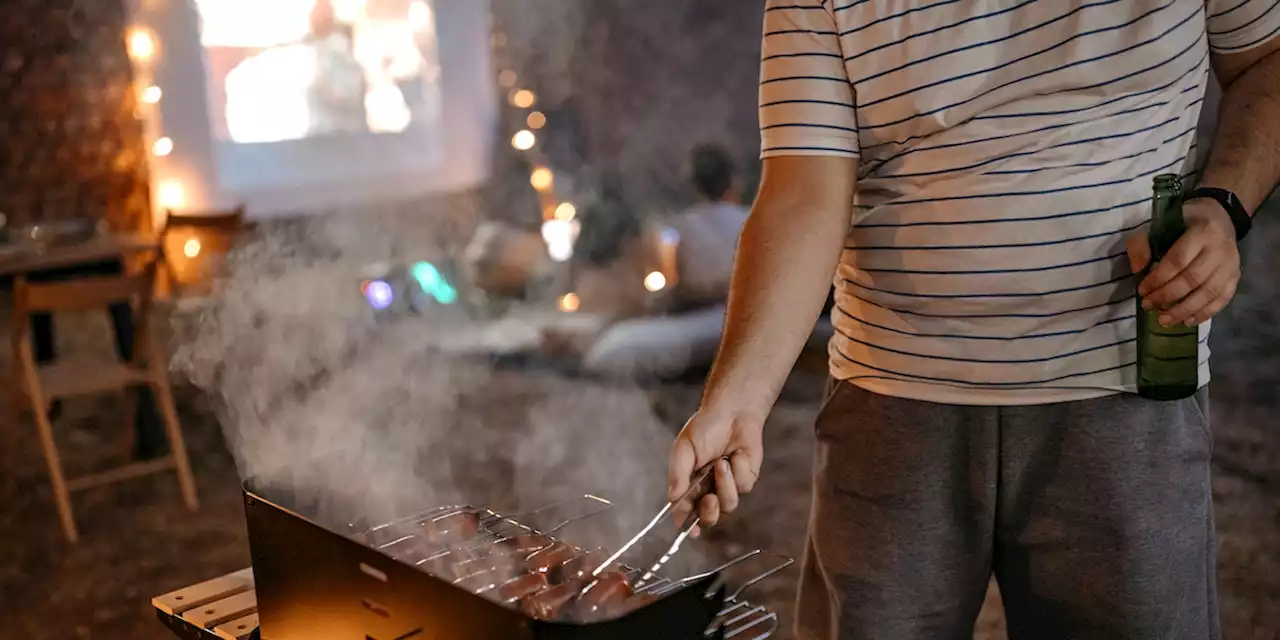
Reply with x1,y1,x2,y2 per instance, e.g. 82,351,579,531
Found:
666,143,750,309
544,147,750,377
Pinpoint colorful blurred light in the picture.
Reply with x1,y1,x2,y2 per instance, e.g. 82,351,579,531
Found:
157,180,185,210
152,137,174,156
541,219,579,263
559,292,580,312
530,167,553,191
553,202,577,222
363,279,395,309
511,89,536,109
526,111,547,129
127,28,156,62
644,271,667,292
410,261,458,304
511,130,536,151
141,85,163,104
498,70,518,88
182,238,202,258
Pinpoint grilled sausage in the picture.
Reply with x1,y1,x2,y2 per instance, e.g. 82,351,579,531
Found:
566,571,633,622
520,580,587,621
524,541,578,575
552,549,613,584
496,572,549,604
422,511,480,545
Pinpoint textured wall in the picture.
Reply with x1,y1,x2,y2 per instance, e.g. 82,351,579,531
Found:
0,0,151,231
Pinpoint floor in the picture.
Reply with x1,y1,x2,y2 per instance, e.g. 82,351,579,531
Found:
0,212,1277,639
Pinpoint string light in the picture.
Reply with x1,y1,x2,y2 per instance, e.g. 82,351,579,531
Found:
558,293,580,312
140,85,162,104
553,203,576,222
152,137,173,157
644,272,668,292
511,130,536,151
530,167,554,191
541,219,579,262
157,180,185,210
182,238,202,258
127,27,156,62
511,90,536,109
526,111,547,129
498,70,518,88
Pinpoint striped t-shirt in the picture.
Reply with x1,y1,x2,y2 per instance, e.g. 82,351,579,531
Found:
760,0,1280,405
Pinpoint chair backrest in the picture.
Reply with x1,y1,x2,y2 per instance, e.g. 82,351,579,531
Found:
158,206,246,239
157,206,246,294
10,260,160,346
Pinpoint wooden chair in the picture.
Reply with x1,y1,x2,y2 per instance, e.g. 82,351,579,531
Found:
10,258,198,542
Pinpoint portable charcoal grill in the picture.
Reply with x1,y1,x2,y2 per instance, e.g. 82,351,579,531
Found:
153,476,791,639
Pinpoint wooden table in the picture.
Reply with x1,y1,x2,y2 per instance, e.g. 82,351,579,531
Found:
0,232,157,276
152,569,259,640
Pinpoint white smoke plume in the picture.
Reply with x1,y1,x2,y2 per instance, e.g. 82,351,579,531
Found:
169,206,698,573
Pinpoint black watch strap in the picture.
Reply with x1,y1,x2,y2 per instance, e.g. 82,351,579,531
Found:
1185,187,1251,242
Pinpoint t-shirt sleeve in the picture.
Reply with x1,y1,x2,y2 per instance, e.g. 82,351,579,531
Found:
758,0,859,159
1205,0,1280,54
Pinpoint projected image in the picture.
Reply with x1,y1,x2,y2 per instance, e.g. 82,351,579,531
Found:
195,0,442,143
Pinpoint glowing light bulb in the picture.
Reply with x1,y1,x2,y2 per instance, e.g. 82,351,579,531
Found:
511,130,536,151
644,271,667,292
182,238,201,258
156,180,185,210
527,111,547,130
140,85,162,104
541,219,580,263
530,167,553,191
498,70,518,88
559,292,580,312
511,90,536,109
553,202,576,222
152,137,173,157
127,28,156,62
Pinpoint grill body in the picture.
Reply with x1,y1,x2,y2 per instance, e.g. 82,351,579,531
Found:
244,486,726,640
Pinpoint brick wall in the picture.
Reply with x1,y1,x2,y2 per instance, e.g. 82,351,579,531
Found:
0,0,151,231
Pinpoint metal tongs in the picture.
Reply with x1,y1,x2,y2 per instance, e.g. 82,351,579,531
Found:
591,459,720,589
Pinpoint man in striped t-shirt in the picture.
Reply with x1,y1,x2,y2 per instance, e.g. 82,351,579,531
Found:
669,2,1280,638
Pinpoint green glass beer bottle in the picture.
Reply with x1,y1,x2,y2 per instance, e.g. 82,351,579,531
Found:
1136,174,1200,400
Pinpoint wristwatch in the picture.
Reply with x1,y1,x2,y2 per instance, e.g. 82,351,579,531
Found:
1185,187,1252,242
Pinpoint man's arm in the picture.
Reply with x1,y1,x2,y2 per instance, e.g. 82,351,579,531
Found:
1199,26,1280,212
669,0,859,526
701,156,856,417
1135,5,1280,326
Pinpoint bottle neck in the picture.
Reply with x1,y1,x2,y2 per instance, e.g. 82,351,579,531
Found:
1149,192,1185,258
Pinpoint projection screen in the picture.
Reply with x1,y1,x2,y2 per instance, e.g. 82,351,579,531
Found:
135,0,495,219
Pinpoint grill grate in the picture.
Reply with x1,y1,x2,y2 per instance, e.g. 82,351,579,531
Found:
357,495,788,636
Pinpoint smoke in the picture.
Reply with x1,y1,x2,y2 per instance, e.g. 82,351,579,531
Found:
169,203,695,572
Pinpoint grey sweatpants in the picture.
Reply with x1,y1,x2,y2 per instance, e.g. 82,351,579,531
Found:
796,381,1218,640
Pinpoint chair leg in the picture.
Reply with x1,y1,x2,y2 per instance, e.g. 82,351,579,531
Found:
151,378,198,510
27,390,78,543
